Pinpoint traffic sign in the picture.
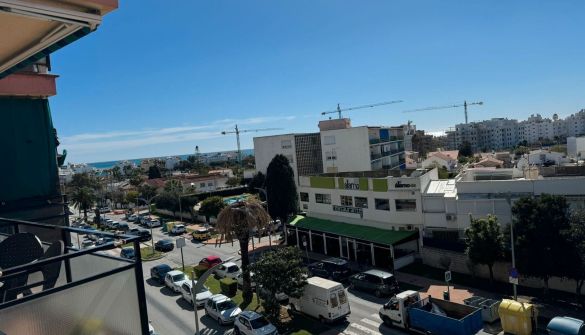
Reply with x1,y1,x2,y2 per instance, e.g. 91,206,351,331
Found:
176,237,186,248
445,271,452,282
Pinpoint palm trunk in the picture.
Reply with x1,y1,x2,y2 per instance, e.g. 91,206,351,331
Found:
488,265,494,286
83,207,88,221
543,277,550,297
577,279,584,306
239,234,253,304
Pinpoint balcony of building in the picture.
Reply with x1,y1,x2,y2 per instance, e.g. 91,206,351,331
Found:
0,217,149,335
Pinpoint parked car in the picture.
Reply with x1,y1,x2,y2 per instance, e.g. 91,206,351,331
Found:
236,272,257,290
120,247,135,259
171,224,187,235
234,311,278,335
349,269,399,297
127,214,138,222
214,262,241,279
95,237,116,249
155,239,175,252
179,280,213,307
308,257,351,281
117,222,129,232
198,256,222,269
204,294,242,325
150,264,172,284
98,206,111,213
164,270,187,293
81,239,95,249
145,219,161,228
192,228,212,241
128,229,152,242
149,322,159,335
109,221,120,230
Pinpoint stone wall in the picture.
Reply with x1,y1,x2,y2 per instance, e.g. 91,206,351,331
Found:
421,246,582,295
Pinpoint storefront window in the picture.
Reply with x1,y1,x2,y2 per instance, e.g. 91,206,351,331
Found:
315,193,331,204
396,199,417,211
300,192,309,202
354,197,368,208
340,195,353,206
375,198,390,211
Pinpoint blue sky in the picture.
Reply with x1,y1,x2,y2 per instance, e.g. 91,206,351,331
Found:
51,1,585,163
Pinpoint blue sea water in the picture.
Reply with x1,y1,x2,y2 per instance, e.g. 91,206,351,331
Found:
86,149,254,170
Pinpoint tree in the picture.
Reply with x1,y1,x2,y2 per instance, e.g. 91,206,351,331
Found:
512,194,573,294
265,155,298,242
138,184,157,200
216,201,270,304
226,177,242,187
148,165,162,179
71,187,95,221
459,141,473,157
111,166,122,181
68,172,100,190
567,209,585,303
199,196,225,222
126,190,139,205
437,166,449,179
164,179,183,193
465,215,505,285
249,172,266,191
129,174,144,187
250,246,308,320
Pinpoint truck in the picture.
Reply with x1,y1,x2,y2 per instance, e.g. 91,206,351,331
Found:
379,290,484,335
289,276,350,323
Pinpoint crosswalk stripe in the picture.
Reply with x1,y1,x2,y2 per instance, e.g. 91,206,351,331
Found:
361,318,380,328
342,330,362,335
349,322,379,334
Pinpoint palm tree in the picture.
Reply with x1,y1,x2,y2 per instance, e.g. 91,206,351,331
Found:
216,200,270,304
71,187,96,222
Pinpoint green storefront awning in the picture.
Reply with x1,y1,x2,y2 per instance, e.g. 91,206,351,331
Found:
288,215,417,246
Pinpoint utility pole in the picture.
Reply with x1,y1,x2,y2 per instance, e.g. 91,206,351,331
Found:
505,192,518,300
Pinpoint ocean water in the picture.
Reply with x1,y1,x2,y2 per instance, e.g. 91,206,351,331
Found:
86,149,254,170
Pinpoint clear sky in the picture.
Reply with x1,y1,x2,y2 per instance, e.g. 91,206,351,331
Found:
50,0,585,163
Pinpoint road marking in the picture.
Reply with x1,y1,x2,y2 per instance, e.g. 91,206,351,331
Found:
349,322,379,334
342,330,362,335
370,313,382,320
361,318,380,328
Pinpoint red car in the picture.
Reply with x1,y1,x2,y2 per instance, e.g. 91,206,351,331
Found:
198,255,222,269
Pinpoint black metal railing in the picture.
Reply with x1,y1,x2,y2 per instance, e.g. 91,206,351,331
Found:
0,217,150,335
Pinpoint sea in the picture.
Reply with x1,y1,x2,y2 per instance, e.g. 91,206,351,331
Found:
86,148,254,170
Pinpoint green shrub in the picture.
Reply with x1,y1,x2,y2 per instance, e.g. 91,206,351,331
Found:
219,278,237,297
193,265,207,279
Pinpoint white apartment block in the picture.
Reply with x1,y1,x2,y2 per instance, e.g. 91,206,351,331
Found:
567,136,585,158
446,109,585,152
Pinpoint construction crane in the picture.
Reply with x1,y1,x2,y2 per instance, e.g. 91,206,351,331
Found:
403,100,484,124
221,124,282,169
321,100,404,119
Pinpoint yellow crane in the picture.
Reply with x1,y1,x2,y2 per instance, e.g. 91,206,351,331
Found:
321,100,403,119
403,100,484,124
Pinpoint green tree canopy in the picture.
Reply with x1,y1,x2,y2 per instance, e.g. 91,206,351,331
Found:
465,215,505,284
226,177,242,187
69,172,100,190
199,196,225,221
249,172,266,192
71,186,96,221
567,209,585,301
125,190,139,205
164,179,183,193
138,183,157,200
265,154,298,230
250,246,308,320
459,141,473,157
512,194,574,294
148,165,162,179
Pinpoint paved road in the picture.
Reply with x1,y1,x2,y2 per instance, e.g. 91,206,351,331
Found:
73,211,412,334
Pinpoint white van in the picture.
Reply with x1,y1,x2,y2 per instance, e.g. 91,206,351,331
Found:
289,276,350,323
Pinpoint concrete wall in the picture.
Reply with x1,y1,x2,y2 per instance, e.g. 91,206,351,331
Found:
320,127,372,173
420,247,583,295
253,134,298,178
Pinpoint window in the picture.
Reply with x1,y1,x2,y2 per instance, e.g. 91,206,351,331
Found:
281,139,292,149
340,195,353,206
354,197,368,208
200,182,205,188
338,290,347,304
323,135,336,145
315,193,331,204
375,198,390,211
208,182,213,187
325,151,337,161
396,199,417,211
330,293,339,308
302,204,308,210
300,192,309,202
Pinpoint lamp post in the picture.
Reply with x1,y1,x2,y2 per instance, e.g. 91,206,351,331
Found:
505,192,518,301
255,187,273,247
138,195,158,254
302,235,309,262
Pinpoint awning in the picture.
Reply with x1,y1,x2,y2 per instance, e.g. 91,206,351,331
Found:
288,215,417,246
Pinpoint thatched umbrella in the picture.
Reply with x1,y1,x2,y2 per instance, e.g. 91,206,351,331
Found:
216,200,270,304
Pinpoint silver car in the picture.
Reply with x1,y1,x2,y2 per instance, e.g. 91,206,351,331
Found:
204,294,241,325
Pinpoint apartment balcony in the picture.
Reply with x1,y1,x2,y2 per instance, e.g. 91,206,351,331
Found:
369,137,402,145
0,218,149,335
370,148,403,161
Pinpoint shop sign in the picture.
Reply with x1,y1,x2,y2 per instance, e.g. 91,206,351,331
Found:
333,205,363,215
344,178,360,190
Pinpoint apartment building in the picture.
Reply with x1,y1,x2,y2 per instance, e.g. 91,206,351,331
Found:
567,136,585,158
253,132,323,183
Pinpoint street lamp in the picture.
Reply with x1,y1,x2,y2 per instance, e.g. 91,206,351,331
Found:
138,195,158,254
302,235,309,262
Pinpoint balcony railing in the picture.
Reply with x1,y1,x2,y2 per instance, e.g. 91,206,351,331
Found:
0,217,149,335
369,136,401,145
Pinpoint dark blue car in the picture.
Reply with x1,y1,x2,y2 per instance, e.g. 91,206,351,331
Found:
150,264,172,283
